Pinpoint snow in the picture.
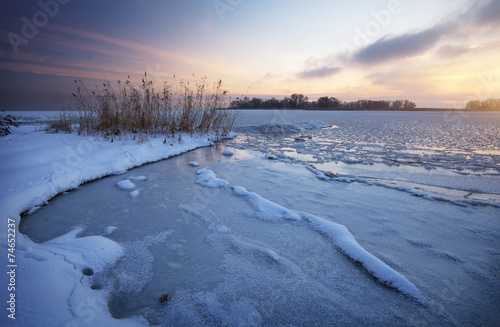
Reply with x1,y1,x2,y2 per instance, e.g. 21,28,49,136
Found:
188,161,200,167
117,180,136,190
195,167,230,188
221,150,234,156
5,228,149,327
0,125,211,222
103,226,118,236
232,186,301,222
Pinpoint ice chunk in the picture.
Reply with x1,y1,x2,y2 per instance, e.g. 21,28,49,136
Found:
196,168,229,188
189,161,200,167
222,150,234,156
117,180,135,190
303,213,425,303
103,226,118,236
232,186,301,222
130,190,140,198
266,154,279,160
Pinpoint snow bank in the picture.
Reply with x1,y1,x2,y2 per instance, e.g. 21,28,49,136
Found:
195,168,230,188
303,213,425,303
9,228,148,326
0,126,211,224
232,186,301,222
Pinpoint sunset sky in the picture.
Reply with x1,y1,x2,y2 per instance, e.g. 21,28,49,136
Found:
1,0,499,110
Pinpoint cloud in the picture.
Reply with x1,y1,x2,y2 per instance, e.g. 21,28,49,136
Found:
476,0,500,26
351,0,500,66
298,66,341,79
353,25,449,65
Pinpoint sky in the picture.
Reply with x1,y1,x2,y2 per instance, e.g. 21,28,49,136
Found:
1,0,499,110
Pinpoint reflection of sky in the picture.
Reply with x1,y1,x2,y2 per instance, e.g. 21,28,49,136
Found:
0,0,499,110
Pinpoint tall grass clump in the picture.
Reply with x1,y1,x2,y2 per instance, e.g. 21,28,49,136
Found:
47,73,238,142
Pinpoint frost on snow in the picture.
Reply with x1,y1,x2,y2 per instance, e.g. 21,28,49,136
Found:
195,168,229,188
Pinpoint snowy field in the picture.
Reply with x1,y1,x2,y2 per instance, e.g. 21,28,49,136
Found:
1,110,499,326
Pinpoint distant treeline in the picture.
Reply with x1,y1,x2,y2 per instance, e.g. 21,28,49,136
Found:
465,98,500,111
230,94,416,110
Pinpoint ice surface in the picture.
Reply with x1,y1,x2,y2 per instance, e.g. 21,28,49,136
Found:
303,213,424,302
230,110,500,205
3,111,500,326
18,144,500,326
128,176,148,181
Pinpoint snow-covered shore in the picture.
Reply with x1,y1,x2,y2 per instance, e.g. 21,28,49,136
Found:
0,125,211,326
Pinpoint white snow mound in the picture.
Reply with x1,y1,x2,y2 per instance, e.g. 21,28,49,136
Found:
196,168,229,188
117,180,136,190
232,186,301,222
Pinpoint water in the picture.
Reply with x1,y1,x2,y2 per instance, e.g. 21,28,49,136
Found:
20,111,500,326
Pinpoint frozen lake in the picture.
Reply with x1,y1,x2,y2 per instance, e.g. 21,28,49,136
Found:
19,110,500,326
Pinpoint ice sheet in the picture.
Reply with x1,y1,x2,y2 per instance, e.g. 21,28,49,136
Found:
19,145,500,326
